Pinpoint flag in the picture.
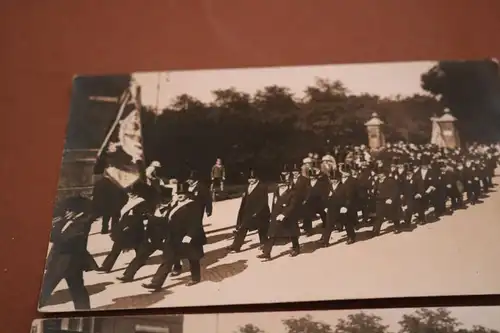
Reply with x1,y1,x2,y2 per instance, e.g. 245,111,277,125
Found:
94,85,145,189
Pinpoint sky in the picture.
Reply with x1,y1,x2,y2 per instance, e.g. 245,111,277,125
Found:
183,307,500,333
131,61,436,109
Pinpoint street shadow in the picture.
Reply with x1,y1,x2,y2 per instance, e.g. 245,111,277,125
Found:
329,229,375,246
128,239,251,284
95,288,173,310
299,239,324,254
200,259,248,283
44,281,113,307
206,231,234,245
265,250,293,261
239,242,261,253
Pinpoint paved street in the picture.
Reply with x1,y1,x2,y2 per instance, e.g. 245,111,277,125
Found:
40,179,500,312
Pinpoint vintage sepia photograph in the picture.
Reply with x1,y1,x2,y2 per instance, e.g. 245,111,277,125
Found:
39,59,500,312
31,306,500,333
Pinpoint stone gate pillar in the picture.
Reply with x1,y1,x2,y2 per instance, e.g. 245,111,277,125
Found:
435,108,460,149
364,112,385,150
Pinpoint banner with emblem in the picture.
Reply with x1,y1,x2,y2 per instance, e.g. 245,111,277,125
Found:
94,83,145,189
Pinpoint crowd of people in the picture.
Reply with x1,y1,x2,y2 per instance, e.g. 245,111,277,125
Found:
39,141,500,310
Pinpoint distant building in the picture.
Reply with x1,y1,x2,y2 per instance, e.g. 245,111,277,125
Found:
37,315,184,333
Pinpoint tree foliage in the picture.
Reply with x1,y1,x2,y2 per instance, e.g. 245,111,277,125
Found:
336,312,389,333
398,308,462,333
237,308,499,333
237,324,266,333
283,314,334,333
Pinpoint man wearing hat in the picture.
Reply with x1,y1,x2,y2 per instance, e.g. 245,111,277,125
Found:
413,156,438,224
97,190,152,275
334,163,358,244
463,158,481,205
118,186,174,283
372,167,402,236
291,163,310,224
258,165,301,259
302,167,329,235
142,182,207,291
401,166,418,224
186,170,213,219
321,169,343,246
171,169,212,277
356,160,374,226
227,169,271,253
39,195,98,310
271,165,291,211
441,163,461,212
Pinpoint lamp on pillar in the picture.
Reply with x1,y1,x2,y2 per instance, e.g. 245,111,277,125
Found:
434,108,460,148
364,112,385,150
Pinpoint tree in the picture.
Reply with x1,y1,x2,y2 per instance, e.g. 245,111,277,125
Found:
253,85,299,122
398,308,462,333
170,93,206,112
420,59,500,142
335,312,390,333
465,325,500,333
283,315,334,333
236,324,265,333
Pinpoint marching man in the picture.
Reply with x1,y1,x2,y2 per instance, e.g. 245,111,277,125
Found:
142,182,207,291
258,166,301,259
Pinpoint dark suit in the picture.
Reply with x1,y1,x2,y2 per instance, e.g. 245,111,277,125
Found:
372,176,400,235
100,199,150,272
231,182,271,250
413,168,439,222
121,203,172,280
401,175,418,223
291,175,309,222
149,200,207,287
262,185,301,256
334,176,358,242
357,169,373,222
322,182,343,245
172,181,212,273
442,169,461,209
302,175,330,233
463,165,481,203
39,214,97,310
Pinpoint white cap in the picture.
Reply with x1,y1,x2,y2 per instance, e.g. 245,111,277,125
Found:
151,160,161,167
303,157,313,164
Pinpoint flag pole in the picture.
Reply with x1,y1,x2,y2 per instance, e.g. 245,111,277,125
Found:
134,83,147,176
